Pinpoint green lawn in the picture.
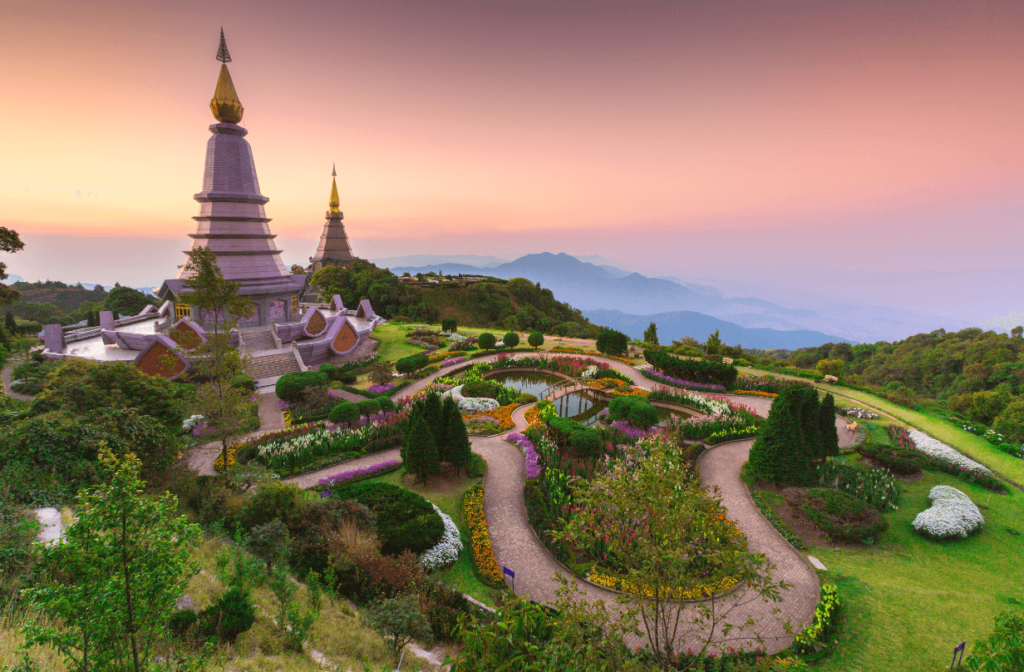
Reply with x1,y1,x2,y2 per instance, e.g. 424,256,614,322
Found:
810,472,1022,672
371,323,427,362
739,366,1024,486
363,469,503,606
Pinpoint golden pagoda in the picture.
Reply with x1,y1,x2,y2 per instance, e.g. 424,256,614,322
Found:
210,28,244,124
310,164,358,271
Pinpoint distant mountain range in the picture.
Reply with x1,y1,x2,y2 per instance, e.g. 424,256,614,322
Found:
584,309,846,350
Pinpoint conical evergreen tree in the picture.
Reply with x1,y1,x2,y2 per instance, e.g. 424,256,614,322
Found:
0,325,10,351
749,391,793,483
4,311,16,334
446,408,472,477
424,392,444,447
797,386,822,473
401,401,425,463
437,396,459,463
819,393,841,458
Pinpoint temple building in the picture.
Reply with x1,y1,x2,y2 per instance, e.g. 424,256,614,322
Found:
308,165,359,272
157,29,306,327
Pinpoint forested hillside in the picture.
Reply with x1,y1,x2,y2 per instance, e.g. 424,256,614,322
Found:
781,327,1024,441
6,281,157,327
311,260,602,337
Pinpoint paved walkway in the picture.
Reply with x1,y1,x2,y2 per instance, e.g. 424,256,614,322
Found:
186,391,288,477
1,357,35,402
284,447,401,489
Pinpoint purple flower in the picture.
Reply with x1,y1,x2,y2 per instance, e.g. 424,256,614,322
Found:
318,460,400,488
368,383,395,394
441,357,465,367
645,370,725,391
278,399,290,410
508,433,542,478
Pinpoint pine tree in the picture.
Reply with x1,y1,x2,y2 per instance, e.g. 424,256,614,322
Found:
797,386,822,471
423,392,444,447
437,396,459,463
409,416,440,483
749,386,814,484
401,402,424,464
644,321,659,346
819,393,841,458
446,408,472,477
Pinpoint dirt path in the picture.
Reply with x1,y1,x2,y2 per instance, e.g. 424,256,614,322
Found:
1,357,35,402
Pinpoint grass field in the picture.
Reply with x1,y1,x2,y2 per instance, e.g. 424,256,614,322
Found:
364,469,503,607
808,473,1022,672
372,323,428,362
739,366,1024,486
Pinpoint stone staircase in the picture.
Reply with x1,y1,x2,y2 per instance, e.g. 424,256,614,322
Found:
250,352,301,381
242,329,277,353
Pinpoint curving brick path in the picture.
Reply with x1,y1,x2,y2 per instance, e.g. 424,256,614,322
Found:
193,351,856,654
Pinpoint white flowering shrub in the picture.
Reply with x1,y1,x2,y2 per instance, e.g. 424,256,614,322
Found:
908,429,992,476
445,383,501,412
419,504,463,571
912,485,985,541
580,365,599,380
183,414,204,431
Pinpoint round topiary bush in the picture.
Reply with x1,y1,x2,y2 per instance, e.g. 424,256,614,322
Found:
503,332,520,349
328,402,361,425
461,380,498,399
478,332,496,350
276,371,329,403
608,395,658,429
797,488,889,542
376,395,396,412
357,398,382,417
528,331,544,349
331,482,444,555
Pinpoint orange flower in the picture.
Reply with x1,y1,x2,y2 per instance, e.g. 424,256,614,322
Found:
464,485,504,586
463,404,515,432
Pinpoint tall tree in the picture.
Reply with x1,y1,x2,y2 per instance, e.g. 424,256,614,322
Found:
819,392,841,458
405,416,440,483
446,406,472,476
20,450,201,672
180,247,256,481
797,386,822,465
0,226,25,306
643,321,659,346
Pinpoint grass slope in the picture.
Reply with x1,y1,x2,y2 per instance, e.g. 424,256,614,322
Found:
810,473,1022,672
739,366,1024,486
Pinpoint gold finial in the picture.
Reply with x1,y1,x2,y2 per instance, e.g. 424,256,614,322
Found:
210,30,243,124
328,165,340,213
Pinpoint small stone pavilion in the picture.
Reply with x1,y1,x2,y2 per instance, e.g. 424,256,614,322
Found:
308,165,359,273
157,30,305,328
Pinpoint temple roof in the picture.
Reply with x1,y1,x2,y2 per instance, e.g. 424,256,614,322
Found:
329,163,341,214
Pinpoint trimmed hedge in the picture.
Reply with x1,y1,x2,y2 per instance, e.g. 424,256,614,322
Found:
797,488,888,542
328,402,361,425
332,482,444,556
477,332,496,350
357,399,381,417
607,395,658,429
276,371,329,403
643,349,738,387
395,353,430,375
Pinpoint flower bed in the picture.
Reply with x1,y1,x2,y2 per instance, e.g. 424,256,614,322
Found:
443,384,501,413
643,369,727,393
507,432,542,478
816,460,901,511
794,583,839,653
419,504,464,571
749,490,805,550
316,460,401,489
839,407,879,420
906,428,992,476
463,485,504,587
912,485,985,541
885,426,1006,492
367,383,395,395
549,346,634,365
239,411,407,475
463,404,515,434
733,390,779,399
587,571,738,601
796,488,888,542
490,353,632,383
441,356,465,368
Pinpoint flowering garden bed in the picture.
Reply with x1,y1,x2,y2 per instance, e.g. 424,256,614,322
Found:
886,425,1006,492
463,484,504,587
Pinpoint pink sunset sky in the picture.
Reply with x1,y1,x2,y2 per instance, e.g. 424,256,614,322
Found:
0,0,1021,287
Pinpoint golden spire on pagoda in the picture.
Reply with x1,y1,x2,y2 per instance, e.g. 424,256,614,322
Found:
210,29,244,124
328,163,341,214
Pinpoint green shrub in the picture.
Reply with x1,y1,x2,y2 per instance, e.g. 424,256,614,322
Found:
357,399,382,417
461,380,498,399
466,452,488,478
503,332,520,349
515,393,538,405
318,363,336,379
238,480,308,531
395,353,430,375
441,318,457,332
798,488,889,542
856,443,923,476
478,333,496,350
569,427,604,458
361,594,433,654
607,395,658,429
332,482,444,555
339,372,357,384
596,330,628,356
643,348,738,387
328,402,361,425
231,374,257,392
377,395,396,412
528,331,544,349
276,371,329,403
199,586,256,643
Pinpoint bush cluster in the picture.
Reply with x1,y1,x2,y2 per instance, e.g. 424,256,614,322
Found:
596,330,628,356
643,349,739,387
793,488,888,542
396,353,430,375
607,395,658,429
276,371,329,403
332,482,445,555
748,386,840,485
